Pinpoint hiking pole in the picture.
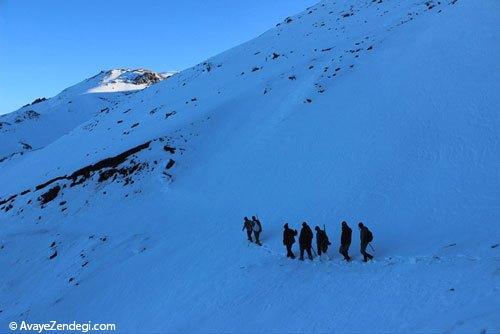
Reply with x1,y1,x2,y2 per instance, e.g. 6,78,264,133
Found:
368,243,375,252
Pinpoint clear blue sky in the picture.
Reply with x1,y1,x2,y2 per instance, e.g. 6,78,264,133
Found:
0,0,318,114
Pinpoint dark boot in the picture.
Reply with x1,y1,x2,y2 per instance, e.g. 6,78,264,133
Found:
362,252,373,262
340,245,351,261
361,242,373,262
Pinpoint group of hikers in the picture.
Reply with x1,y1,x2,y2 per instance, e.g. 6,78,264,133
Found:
242,216,263,246
242,216,374,262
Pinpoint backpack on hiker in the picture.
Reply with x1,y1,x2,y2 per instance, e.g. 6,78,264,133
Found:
366,229,373,243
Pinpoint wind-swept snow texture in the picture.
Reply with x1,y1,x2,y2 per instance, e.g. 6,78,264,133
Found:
1,0,499,333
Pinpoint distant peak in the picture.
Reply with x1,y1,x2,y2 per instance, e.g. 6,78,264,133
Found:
59,68,175,98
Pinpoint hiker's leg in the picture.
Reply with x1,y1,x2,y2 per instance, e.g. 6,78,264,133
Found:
307,247,313,260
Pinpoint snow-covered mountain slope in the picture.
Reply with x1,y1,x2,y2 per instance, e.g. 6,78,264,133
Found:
1,0,499,332
0,69,172,164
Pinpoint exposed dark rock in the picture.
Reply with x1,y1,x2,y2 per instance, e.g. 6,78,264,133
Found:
166,159,175,170
1,141,151,208
14,110,41,123
0,194,17,206
163,146,176,154
70,141,150,185
31,97,47,105
39,186,61,205
98,169,117,182
35,176,66,191
0,121,12,130
21,142,32,150
165,111,176,119
425,1,435,9
133,71,163,85
97,162,143,183
203,62,212,72
49,250,58,260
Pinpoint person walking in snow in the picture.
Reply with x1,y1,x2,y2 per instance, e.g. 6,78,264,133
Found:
283,223,297,259
242,217,253,243
315,226,331,256
358,222,374,262
339,221,352,261
299,222,314,261
252,216,262,246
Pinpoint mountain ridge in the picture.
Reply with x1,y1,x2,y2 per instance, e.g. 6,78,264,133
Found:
0,68,172,166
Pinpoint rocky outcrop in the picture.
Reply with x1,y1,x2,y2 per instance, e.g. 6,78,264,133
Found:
133,71,164,85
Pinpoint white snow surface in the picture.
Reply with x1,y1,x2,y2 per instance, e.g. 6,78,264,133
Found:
0,69,171,164
0,0,499,333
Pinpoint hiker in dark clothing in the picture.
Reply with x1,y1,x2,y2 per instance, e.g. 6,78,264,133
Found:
283,223,297,258
242,217,253,242
358,222,374,262
314,226,330,256
339,221,352,261
299,222,314,261
252,216,262,246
